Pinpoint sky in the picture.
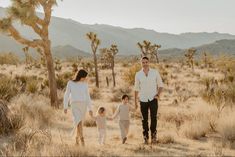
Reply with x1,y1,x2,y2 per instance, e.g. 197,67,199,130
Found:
0,0,235,35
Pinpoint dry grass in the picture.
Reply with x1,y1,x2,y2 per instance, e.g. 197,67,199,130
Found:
217,112,235,145
10,94,54,129
0,52,20,65
180,120,210,140
157,132,175,144
0,76,19,101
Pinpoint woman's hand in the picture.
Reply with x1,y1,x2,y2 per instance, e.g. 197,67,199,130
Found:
89,111,93,117
64,109,67,114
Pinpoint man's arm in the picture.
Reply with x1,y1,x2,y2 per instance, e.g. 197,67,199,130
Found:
155,70,164,99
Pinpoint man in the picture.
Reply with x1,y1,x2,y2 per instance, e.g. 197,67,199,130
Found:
134,56,164,144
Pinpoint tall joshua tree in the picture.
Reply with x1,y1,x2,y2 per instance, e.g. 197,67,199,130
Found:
0,0,59,108
86,32,100,88
137,40,161,63
109,44,118,87
185,48,196,70
100,45,118,87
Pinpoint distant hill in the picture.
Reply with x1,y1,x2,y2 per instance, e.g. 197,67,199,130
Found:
1,7,235,56
52,45,91,59
158,39,235,58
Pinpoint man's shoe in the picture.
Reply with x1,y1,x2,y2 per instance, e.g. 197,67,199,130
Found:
80,137,85,146
144,137,149,145
151,137,157,144
122,137,127,144
75,137,79,145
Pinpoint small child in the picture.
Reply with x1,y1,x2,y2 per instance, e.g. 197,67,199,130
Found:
112,94,130,144
92,106,111,145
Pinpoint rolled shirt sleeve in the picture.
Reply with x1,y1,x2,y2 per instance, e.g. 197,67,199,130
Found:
134,73,140,91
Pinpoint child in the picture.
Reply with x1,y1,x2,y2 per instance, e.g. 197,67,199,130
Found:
112,94,130,144
92,106,111,145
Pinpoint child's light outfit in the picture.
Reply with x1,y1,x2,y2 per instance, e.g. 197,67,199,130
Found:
94,115,107,145
113,104,130,140
63,81,92,135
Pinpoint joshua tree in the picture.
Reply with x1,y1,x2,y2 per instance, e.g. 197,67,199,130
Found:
100,44,118,87
0,0,59,108
137,40,161,63
109,44,118,87
203,52,208,68
86,32,100,88
185,48,196,70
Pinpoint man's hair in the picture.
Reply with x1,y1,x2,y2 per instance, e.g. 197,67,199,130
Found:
122,94,129,100
141,56,149,61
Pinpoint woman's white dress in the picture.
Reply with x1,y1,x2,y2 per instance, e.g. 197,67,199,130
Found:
63,81,92,134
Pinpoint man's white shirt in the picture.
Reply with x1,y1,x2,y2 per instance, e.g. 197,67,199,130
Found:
134,68,164,102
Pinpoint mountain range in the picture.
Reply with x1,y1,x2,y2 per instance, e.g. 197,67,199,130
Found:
1,6,235,57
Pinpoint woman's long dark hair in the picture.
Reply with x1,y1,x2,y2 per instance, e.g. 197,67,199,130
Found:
73,69,88,82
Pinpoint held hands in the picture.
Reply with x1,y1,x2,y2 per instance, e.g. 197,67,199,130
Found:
64,109,67,114
89,111,93,117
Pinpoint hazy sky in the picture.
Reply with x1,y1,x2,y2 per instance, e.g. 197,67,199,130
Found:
0,0,235,35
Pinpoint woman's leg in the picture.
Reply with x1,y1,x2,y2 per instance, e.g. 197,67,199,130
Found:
76,122,85,146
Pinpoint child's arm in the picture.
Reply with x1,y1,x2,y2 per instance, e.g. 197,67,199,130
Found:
111,105,120,120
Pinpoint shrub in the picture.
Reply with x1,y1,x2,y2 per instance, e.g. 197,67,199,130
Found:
11,94,54,128
0,100,24,135
123,64,141,85
0,52,20,65
158,132,175,144
217,113,235,144
26,79,38,94
0,76,18,101
83,117,96,127
90,87,101,100
109,86,132,102
180,120,210,140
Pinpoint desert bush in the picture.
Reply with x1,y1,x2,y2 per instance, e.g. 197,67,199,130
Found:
109,86,132,102
56,76,67,90
0,100,24,135
123,64,141,85
0,52,20,65
157,132,175,144
90,87,101,100
0,76,19,101
11,94,54,128
0,100,11,135
180,120,210,140
83,117,96,127
217,113,235,144
26,79,38,94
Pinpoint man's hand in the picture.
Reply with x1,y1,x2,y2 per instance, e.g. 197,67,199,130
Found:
64,109,67,114
154,94,161,100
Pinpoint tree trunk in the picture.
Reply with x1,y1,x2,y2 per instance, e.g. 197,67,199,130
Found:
44,45,59,108
93,52,99,88
106,76,109,87
111,59,115,87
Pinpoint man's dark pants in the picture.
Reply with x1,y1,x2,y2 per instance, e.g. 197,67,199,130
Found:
140,98,158,140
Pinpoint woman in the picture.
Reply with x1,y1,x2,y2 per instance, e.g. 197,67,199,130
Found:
63,69,93,146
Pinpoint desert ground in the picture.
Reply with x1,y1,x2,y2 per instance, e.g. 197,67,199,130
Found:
0,55,235,156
